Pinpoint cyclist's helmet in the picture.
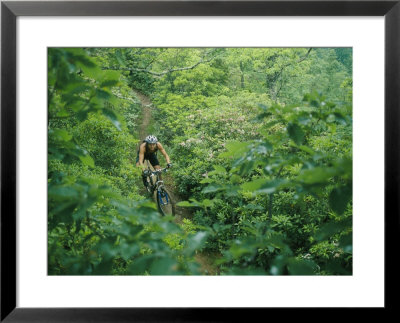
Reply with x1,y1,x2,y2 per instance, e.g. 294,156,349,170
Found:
145,135,158,144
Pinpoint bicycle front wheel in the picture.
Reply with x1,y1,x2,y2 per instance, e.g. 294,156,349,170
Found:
156,187,174,216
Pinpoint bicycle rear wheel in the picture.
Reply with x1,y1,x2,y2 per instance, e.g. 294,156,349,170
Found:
156,187,174,216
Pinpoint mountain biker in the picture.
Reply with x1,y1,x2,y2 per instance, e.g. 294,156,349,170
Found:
136,135,171,183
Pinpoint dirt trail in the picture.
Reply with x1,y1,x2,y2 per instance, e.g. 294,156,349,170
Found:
133,88,219,275
132,89,152,142
133,88,192,224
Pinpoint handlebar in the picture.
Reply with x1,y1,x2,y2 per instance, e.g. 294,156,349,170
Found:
144,164,172,176
152,167,169,174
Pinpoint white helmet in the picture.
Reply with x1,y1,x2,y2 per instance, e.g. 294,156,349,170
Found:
145,135,158,144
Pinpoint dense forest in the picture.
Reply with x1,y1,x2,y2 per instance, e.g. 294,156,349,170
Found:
48,47,352,275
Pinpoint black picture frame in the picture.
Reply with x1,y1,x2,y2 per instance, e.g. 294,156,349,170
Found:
1,0,398,321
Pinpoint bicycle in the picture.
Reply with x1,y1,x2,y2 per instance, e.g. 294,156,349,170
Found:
142,164,174,216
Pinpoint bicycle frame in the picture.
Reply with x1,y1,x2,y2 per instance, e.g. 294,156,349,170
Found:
141,160,174,216
143,166,169,195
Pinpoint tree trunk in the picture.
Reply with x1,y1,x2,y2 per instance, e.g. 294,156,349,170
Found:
240,61,245,89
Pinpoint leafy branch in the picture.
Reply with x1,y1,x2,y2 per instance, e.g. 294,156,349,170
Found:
105,49,220,77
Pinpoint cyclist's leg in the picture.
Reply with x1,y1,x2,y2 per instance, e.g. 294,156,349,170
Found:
136,150,150,186
141,158,150,187
135,150,140,167
149,154,162,179
142,172,148,187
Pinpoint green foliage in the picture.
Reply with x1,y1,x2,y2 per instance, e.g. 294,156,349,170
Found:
48,47,352,276
73,114,136,171
163,82,352,274
48,48,209,275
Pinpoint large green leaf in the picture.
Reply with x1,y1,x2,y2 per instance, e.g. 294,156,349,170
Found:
333,112,348,125
102,108,122,131
119,244,140,261
184,231,209,256
314,218,352,242
297,167,337,184
240,178,266,192
255,141,273,154
100,79,120,88
149,257,181,275
115,49,126,67
220,141,251,158
95,88,111,100
212,164,227,174
48,186,79,200
49,129,72,142
257,179,288,194
78,154,95,168
329,184,352,215
229,239,257,259
127,255,156,275
72,197,96,221
202,184,224,194
241,178,287,194
287,122,304,145
339,232,353,253
287,258,317,275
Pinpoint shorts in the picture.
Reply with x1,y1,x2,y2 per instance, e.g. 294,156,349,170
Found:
136,151,160,167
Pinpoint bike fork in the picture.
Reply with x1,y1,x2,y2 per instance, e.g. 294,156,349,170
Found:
158,189,169,205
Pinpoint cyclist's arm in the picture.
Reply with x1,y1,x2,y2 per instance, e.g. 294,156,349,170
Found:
157,142,171,164
138,144,146,168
